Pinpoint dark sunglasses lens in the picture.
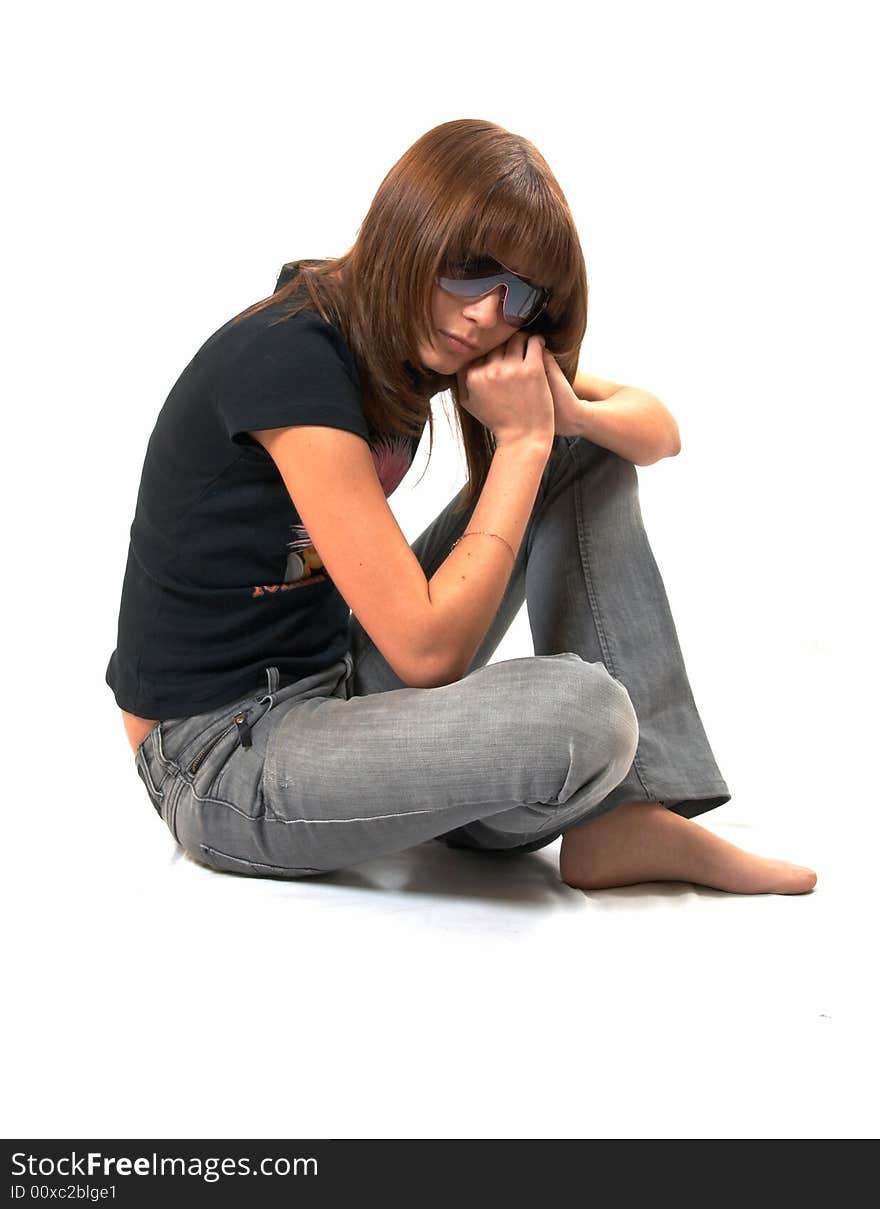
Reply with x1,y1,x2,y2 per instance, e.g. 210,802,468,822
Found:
503,280,543,324
437,273,545,325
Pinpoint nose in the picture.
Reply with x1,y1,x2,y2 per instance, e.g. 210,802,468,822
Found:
460,287,507,326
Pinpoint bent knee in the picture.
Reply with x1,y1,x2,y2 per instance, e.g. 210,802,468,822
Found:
563,662,638,764
552,657,639,771
587,664,638,770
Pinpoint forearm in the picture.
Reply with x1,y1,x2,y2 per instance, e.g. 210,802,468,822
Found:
572,372,681,465
425,437,551,683
574,389,680,465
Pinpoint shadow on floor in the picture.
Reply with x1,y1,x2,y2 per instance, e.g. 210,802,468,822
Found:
171,837,717,908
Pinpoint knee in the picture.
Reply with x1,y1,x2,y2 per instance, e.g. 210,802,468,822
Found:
581,661,639,775
544,656,639,778
605,681,640,781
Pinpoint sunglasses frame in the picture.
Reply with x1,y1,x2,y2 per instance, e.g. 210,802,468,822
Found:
435,255,551,328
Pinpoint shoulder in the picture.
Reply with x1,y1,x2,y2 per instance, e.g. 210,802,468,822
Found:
221,298,361,391
211,296,369,446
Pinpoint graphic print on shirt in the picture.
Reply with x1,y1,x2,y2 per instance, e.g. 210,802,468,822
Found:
251,523,326,598
284,523,325,583
370,433,414,498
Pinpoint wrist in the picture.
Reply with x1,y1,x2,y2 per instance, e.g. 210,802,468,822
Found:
493,431,554,460
570,398,599,441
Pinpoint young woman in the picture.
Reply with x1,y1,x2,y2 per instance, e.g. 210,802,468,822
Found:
107,119,816,894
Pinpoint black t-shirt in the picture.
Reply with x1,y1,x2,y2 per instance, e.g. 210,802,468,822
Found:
106,287,426,719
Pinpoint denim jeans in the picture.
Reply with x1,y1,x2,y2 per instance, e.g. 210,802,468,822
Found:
133,437,730,879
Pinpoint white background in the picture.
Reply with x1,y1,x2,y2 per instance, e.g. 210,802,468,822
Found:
3,0,878,1140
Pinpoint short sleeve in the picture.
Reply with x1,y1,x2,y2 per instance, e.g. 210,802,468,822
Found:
213,309,371,446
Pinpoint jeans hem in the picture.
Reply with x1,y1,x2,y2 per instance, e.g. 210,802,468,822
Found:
437,783,732,855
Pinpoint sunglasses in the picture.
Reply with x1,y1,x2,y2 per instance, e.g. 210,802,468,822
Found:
436,255,551,328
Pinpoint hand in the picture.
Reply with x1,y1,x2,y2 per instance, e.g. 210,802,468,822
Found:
455,332,555,447
542,350,588,437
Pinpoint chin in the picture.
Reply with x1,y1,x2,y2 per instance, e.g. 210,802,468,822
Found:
416,343,453,376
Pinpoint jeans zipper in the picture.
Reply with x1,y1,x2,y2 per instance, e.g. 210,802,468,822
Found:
187,709,252,774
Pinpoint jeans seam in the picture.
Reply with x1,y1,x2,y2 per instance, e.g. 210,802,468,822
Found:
154,723,178,773
570,444,655,802
262,808,440,826
184,780,265,820
164,777,185,844
198,843,322,876
136,751,165,800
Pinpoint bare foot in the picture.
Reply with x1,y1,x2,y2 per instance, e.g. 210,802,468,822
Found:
558,801,817,895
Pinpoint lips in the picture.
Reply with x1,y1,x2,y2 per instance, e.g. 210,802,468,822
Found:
441,330,477,351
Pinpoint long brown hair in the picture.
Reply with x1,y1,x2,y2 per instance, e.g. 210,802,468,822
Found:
235,118,588,513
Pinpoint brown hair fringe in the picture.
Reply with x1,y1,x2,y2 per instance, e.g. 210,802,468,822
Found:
233,118,589,514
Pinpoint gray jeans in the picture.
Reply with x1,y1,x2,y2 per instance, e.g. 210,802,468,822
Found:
133,437,730,879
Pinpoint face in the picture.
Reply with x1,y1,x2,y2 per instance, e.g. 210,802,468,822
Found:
415,282,521,374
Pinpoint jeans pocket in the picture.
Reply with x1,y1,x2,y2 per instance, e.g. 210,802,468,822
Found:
187,692,280,814
188,717,248,798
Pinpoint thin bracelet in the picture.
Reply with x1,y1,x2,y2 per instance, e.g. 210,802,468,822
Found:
450,530,516,563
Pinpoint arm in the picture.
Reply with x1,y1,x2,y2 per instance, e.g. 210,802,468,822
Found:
424,436,552,680
250,426,551,689
565,368,682,466
251,330,555,690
